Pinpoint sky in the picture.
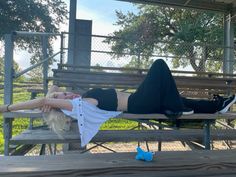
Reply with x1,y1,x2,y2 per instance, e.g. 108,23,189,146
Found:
13,0,138,69
67,0,138,35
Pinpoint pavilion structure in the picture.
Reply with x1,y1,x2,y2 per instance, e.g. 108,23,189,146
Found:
68,0,236,74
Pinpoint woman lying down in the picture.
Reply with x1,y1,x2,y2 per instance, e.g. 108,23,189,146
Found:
1,60,235,146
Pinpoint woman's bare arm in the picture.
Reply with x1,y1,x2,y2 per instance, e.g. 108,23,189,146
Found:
6,97,98,112
46,85,64,98
42,85,65,112
7,98,73,112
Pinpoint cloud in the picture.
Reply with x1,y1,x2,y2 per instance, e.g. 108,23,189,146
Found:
14,0,136,69
14,51,32,70
76,4,119,35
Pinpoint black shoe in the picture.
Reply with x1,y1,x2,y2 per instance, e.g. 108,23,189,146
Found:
214,94,236,113
164,110,182,121
182,107,194,115
164,107,193,120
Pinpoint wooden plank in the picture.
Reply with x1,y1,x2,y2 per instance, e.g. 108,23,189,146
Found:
3,110,236,120
10,144,36,156
52,76,236,88
27,88,44,93
51,81,139,90
52,82,231,97
3,110,43,118
120,112,236,120
51,71,236,90
52,81,235,92
51,67,236,102
53,68,236,82
1,150,236,176
53,70,236,85
9,129,204,144
56,64,236,77
10,128,236,145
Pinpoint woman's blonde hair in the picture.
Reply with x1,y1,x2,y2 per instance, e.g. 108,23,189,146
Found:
43,109,71,137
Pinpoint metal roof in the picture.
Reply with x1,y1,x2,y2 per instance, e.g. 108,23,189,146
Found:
118,0,236,13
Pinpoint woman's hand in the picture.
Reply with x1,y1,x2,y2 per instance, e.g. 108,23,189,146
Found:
41,105,52,112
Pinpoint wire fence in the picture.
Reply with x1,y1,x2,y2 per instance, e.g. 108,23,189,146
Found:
4,32,236,81
90,34,235,73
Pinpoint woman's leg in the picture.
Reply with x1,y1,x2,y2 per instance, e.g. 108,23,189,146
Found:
181,97,218,113
182,94,236,113
128,59,184,113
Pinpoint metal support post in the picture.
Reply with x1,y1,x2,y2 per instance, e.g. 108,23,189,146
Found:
158,120,162,151
67,0,77,65
4,34,14,156
60,32,65,66
4,34,14,105
42,36,49,95
223,13,235,74
3,119,12,156
204,120,211,150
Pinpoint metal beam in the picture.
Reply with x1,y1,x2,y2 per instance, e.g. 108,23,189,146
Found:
117,0,231,12
4,34,14,105
13,31,60,37
42,36,49,95
14,51,61,78
184,0,191,6
223,13,235,74
67,0,77,65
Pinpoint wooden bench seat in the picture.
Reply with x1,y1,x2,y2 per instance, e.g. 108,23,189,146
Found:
4,111,236,152
1,150,236,177
51,65,236,97
10,128,236,145
4,64,236,155
51,71,236,90
4,110,236,120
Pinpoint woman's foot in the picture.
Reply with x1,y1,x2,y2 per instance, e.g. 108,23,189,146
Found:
164,109,182,120
0,105,9,113
214,94,236,113
164,107,193,120
182,107,194,115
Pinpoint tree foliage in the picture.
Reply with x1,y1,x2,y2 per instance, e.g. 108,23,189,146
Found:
0,0,68,65
106,5,233,71
0,57,25,82
0,0,67,37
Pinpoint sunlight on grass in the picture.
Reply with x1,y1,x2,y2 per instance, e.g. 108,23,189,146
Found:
0,88,42,154
101,118,138,130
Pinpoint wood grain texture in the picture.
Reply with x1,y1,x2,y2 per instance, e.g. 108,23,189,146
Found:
10,129,205,144
4,110,236,120
52,68,236,92
1,150,236,176
10,128,236,145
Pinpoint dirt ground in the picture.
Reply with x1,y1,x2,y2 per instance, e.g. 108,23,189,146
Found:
26,140,235,156
86,141,234,154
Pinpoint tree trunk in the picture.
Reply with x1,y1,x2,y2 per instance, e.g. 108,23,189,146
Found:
188,45,206,72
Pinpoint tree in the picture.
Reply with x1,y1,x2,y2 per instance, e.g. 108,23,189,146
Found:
106,5,232,71
0,0,68,64
27,67,43,82
0,57,3,81
0,57,25,82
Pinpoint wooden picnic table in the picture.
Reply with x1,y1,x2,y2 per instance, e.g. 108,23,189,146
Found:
0,150,236,176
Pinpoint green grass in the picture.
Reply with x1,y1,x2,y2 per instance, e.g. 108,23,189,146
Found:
0,90,31,153
101,118,138,130
0,88,138,154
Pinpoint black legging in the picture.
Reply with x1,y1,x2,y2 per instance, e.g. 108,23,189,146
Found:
128,59,218,114
181,97,218,113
